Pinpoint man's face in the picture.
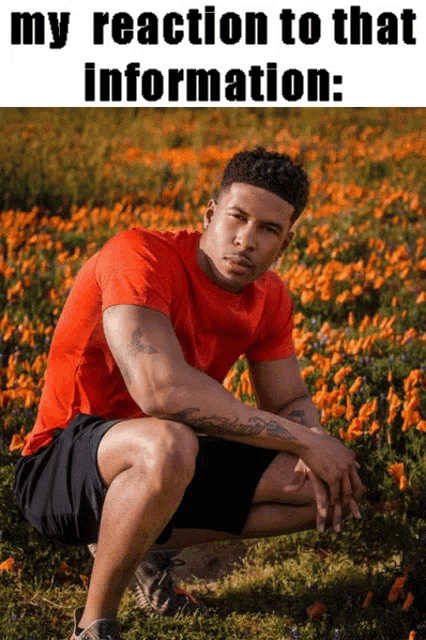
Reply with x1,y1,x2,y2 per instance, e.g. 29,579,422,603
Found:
198,182,295,293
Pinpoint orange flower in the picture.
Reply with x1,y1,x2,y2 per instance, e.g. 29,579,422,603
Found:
330,352,342,366
306,601,328,619
404,369,423,391
368,420,381,435
3,325,15,342
293,312,304,325
388,575,406,602
223,368,237,391
389,462,404,481
333,365,352,385
301,290,315,305
0,557,14,572
402,592,415,611
416,420,426,432
347,417,363,440
345,396,354,421
349,376,363,394
301,365,315,380
362,591,373,608
59,560,72,575
239,369,254,396
359,398,378,421
331,403,346,419
9,433,27,452
359,315,371,332
80,574,89,588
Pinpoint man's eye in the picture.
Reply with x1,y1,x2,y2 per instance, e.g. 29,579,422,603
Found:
264,226,279,234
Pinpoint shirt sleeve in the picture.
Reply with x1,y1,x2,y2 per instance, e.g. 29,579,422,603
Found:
95,229,180,316
245,274,295,362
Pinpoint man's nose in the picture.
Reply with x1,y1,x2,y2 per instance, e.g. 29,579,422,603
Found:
234,224,257,251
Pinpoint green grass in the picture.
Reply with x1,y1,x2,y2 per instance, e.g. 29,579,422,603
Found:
1,476,425,640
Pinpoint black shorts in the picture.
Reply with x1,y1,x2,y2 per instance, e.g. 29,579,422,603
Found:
14,413,279,546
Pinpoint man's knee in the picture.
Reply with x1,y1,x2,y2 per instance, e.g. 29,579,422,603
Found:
147,420,199,492
122,419,199,496
98,418,199,491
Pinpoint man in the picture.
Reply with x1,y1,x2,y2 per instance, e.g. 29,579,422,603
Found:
14,148,363,640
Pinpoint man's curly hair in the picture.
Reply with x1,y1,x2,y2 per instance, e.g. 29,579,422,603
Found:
220,147,309,222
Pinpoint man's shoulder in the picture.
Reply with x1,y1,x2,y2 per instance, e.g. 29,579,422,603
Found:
101,227,200,256
255,270,291,302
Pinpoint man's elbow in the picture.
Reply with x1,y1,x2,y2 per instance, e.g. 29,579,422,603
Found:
128,372,188,419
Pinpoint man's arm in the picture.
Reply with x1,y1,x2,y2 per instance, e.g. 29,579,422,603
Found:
248,355,363,530
103,304,362,526
248,355,325,433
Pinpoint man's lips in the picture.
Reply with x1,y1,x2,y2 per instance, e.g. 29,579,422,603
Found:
224,255,254,271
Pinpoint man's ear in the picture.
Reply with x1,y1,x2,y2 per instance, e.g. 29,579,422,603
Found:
203,198,217,230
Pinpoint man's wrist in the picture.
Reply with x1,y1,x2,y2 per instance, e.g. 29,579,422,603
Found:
276,397,326,435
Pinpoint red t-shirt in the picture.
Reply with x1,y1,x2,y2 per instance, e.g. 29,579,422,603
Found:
23,229,295,455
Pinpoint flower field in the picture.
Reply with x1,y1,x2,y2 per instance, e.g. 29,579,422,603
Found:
0,108,425,640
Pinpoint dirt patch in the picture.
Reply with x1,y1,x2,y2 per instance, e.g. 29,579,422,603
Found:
174,540,248,583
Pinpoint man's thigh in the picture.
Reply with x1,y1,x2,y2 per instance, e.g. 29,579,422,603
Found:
168,437,278,537
251,452,316,505
165,449,317,544
14,413,122,546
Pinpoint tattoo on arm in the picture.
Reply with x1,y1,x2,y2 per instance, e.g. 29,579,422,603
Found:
114,327,159,385
130,328,158,355
168,408,296,441
286,409,308,426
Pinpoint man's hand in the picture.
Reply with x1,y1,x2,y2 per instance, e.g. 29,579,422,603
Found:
291,435,363,533
285,456,363,533
248,357,364,534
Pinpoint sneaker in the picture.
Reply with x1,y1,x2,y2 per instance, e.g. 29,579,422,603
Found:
88,545,207,618
130,550,207,617
70,607,121,640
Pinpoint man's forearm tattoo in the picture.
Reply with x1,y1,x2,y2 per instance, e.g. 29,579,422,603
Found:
285,409,308,426
169,408,296,441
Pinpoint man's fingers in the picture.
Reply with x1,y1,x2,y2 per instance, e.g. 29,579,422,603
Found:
284,459,307,492
284,471,306,492
349,497,362,519
328,481,339,508
332,502,342,533
349,467,365,503
341,473,352,510
307,470,328,533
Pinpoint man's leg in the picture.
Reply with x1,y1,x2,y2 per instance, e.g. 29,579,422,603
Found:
153,451,318,550
242,451,319,537
77,417,199,631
